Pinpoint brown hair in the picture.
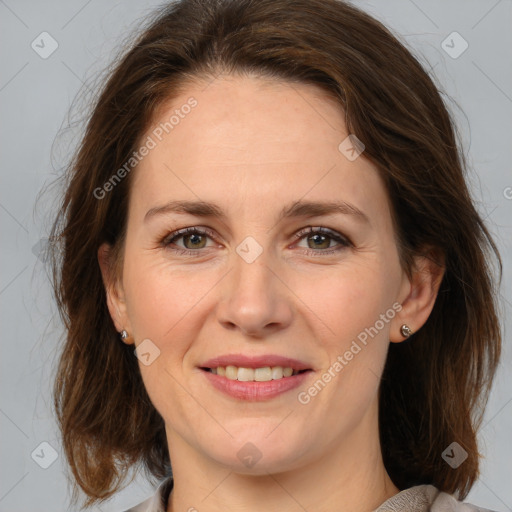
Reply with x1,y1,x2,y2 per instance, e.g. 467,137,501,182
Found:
49,0,502,507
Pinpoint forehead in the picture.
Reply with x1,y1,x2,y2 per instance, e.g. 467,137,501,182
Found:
130,74,390,227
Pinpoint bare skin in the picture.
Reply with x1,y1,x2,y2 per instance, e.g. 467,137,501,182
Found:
99,73,443,512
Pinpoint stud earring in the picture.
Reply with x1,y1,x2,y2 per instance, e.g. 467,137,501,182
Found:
400,324,413,338
120,330,129,340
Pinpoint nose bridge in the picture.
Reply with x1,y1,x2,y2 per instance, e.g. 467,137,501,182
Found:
217,239,292,336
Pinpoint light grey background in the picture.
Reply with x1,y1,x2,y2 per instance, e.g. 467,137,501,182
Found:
0,0,511,511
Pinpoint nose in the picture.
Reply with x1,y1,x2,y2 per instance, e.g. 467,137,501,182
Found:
216,249,293,338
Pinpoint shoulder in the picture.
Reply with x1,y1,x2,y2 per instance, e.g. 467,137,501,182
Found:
121,478,497,512
374,484,497,512
122,475,174,512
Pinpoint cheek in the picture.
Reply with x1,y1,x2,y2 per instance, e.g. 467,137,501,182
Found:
123,253,211,340
121,257,213,414
300,259,398,393
299,259,396,345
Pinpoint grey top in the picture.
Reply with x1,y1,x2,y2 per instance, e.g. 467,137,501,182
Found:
123,475,496,512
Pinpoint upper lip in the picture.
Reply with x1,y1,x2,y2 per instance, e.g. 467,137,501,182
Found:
200,354,312,371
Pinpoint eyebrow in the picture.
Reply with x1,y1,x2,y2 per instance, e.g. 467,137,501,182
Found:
144,199,370,225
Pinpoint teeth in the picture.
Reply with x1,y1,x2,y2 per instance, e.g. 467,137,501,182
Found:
283,367,293,377
254,367,272,381
210,365,301,381
271,366,283,379
225,365,238,380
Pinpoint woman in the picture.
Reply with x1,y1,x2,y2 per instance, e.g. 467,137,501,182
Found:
49,0,502,511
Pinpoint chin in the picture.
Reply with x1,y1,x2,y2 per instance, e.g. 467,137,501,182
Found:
203,429,311,474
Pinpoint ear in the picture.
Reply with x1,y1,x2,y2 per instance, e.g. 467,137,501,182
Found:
98,242,134,344
390,248,445,343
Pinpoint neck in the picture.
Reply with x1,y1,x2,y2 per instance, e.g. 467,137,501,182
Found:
166,399,399,512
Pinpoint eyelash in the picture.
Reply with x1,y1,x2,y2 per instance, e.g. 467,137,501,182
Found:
160,226,352,257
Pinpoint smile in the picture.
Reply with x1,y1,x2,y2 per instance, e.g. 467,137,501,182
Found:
202,365,308,381
200,366,313,400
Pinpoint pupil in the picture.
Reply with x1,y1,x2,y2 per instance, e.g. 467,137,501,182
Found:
185,234,205,248
309,234,329,249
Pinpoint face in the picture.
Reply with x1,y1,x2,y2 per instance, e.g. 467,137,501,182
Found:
102,74,425,475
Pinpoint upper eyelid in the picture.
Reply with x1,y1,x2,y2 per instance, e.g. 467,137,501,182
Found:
162,226,216,242
294,226,350,240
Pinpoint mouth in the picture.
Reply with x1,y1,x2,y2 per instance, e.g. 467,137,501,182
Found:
197,354,314,399
199,364,313,401
200,366,311,382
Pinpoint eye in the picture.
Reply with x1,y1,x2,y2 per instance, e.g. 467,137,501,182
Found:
294,226,352,255
161,227,217,255
160,225,352,257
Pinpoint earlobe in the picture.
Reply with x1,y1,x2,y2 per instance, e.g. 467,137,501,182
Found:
97,243,133,343
390,249,445,343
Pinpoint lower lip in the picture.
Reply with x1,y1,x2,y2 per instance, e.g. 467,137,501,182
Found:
200,369,312,401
